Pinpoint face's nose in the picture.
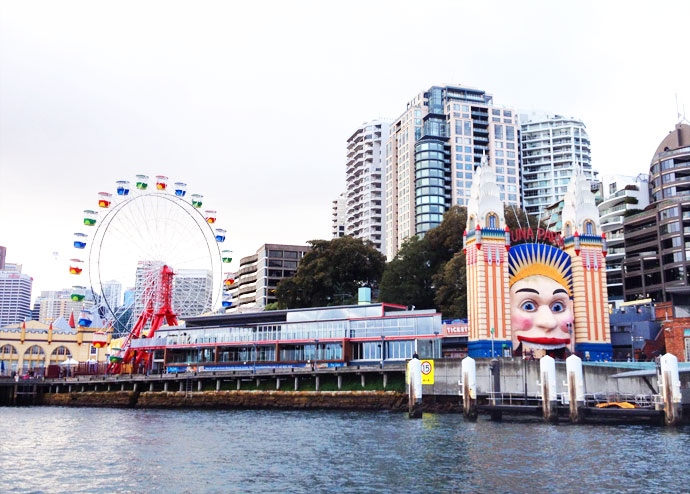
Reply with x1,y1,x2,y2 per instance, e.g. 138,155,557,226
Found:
533,305,558,332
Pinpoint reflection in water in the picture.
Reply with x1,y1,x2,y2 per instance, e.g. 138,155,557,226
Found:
0,408,688,494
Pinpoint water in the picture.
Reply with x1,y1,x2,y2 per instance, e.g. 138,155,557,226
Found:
1,407,688,494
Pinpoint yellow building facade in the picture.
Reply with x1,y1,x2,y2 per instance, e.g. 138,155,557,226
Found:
0,321,109,376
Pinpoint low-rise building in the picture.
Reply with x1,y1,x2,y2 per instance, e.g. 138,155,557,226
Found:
225,244,310,312
0,319,108,376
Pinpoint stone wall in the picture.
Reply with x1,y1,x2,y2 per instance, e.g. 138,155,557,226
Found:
39,390,407,411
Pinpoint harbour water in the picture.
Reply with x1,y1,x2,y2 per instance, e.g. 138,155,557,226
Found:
1,407,688,494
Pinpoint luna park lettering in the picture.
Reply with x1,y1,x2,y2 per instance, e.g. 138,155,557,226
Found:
510,227,564,247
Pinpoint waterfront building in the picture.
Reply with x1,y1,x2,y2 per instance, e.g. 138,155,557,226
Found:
345,120,390,253
385,84,519,259
623,123,690,304
0,319,108,376
598,174,650,307
225,244,310,313
130,303,442,371
331,192,346,238
0,264,33,327
520,114,595,217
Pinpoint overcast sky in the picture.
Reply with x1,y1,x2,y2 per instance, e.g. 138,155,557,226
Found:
1,0,689,302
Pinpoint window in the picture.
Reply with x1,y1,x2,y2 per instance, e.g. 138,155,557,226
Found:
494,125,503,140
487,213,498,228
584,220,595,235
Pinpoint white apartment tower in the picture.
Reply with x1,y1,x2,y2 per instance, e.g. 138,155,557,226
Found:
598,174,650,307
0,264,33,326
345,120,390,253
385,85,519,259
331,192,346,238
520,114,595,217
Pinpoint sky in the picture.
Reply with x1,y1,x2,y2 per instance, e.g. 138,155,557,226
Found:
1,0,689,303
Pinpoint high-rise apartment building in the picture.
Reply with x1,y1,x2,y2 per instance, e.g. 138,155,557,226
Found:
0,246,6,270
598,174,650,306
101,280,122,310
35,289,94,324
385,84,519,259
345,120,390,253
520,114,595,217
133,262,214,320
173,269,213,318
226,244,310,312
0,264,33,327
623,123,690,304
331,192,346,238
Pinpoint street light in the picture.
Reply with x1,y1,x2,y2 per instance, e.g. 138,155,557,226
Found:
380,335,385,368
490,327,495,357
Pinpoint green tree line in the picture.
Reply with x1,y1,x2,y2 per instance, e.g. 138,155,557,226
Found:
272,205,539,319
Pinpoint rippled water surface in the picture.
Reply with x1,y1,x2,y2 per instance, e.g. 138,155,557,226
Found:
1,407,689,493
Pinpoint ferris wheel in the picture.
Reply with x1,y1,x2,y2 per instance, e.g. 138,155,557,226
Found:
67,175,235,347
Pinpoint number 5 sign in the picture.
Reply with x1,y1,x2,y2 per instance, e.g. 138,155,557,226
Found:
421,360,434,384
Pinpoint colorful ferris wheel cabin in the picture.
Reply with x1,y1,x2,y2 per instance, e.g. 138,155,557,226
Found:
70,286,86,301
136,174,149,190
215,228,226,242
222,250,233,263
221,294,233,308
69,259,84,275
174,182,187,197
205,210,217,224
224,276,235,287
191,194,203,208
92,331,108,348
78,309,93,327
98,192,112,208
156,175,168,190
73,233,87,249
83,210,97,226
116,180,130,196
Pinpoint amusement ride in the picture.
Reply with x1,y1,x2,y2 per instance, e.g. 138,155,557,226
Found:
68,175,235,373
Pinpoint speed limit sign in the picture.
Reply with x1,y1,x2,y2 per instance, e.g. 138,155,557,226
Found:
421,359,434,384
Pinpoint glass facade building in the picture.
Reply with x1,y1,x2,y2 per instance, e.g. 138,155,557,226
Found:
385,85,518,258
131,303,442,371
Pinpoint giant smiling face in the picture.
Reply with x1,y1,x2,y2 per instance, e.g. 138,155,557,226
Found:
510,275,574,354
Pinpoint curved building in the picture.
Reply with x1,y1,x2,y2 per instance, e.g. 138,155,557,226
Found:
623,123,690,304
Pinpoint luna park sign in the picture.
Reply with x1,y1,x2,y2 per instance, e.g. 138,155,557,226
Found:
510,227,564,247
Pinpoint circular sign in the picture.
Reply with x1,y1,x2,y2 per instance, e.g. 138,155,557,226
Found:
421,361,432,375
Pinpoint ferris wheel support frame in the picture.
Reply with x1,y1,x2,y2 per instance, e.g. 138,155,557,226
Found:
107,264,178,374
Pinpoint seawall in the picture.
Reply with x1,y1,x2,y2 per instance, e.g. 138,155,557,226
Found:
39,390,410,411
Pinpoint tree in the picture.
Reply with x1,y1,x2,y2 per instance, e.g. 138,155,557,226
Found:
380,206,467,310
432,251,467,319
275,236,386,308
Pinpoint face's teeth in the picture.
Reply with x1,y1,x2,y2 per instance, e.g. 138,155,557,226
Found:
522,342,566,350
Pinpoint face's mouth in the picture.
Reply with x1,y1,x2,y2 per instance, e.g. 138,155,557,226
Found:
518,335,570,350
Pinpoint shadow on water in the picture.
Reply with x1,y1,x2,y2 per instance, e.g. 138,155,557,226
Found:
0,407,688,494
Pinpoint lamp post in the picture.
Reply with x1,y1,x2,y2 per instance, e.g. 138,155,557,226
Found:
380,335,385,368
314,339,319,369
433,331,439,358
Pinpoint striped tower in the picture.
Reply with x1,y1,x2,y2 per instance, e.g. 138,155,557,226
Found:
561,165,612,360
464,156,511,357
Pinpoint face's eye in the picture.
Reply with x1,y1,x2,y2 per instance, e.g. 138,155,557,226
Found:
520,300,537,312
551,301,566,313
